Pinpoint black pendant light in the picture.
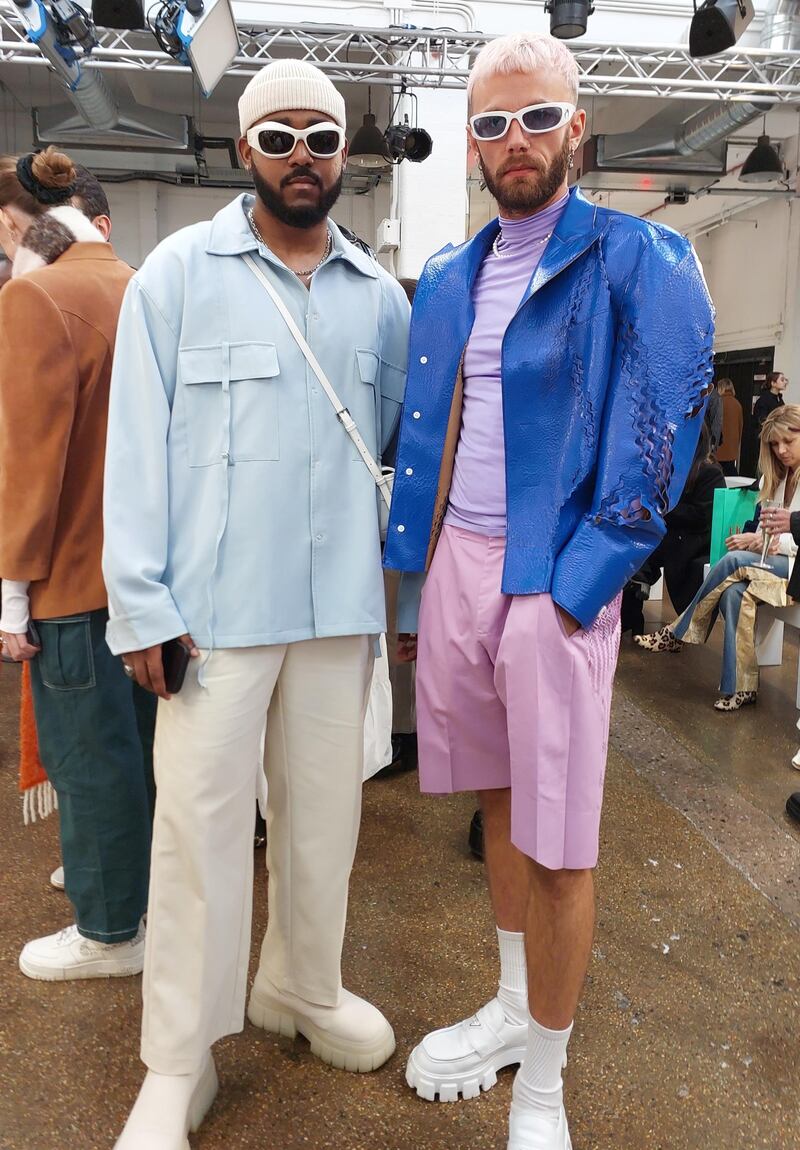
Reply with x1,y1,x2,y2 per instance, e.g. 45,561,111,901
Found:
348,89,390,169
740,132,783,183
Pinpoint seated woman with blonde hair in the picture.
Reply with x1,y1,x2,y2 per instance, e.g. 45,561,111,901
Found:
635,405,800,711
762,494,800,768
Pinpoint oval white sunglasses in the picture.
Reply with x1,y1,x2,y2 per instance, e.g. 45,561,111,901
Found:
246,122,346,160
469,102,576,141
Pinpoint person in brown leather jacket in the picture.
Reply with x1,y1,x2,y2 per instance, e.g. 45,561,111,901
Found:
0,148,155,982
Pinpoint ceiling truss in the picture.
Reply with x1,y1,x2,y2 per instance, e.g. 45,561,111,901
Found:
2,10,800,103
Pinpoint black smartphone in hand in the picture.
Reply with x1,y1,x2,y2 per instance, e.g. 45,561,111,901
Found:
26,621,41,648
162,637,191,694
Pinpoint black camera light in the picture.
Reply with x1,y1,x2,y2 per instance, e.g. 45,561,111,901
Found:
384,119,433,163
544,0,594,39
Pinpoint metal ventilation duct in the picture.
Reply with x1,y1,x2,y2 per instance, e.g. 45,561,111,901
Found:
67,67,118,131
674,100,771,156
13,0,187,144
615,97,772,162
761,0,800,50
12,0,119,129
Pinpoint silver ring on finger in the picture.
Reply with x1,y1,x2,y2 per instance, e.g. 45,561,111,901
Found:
123,663,135,679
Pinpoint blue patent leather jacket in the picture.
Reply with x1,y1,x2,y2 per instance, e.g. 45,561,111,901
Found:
383,187,715,630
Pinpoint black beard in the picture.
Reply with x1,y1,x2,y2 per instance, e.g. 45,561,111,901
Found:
252,164,343,229
482,134,571,215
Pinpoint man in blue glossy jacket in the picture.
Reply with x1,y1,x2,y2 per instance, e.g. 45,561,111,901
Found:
384,32,714,1150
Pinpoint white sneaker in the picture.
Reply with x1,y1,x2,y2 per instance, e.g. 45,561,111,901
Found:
114,1053,218,1150
792,748,800,770
248,975,395,1072
406,998,527,1102
507,1102,573,1150
18,923,145,981
50,866,65,890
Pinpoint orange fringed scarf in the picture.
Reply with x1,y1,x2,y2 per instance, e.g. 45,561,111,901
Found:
19,661,57,823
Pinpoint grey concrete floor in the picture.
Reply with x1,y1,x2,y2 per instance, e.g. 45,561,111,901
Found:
1,603,799,1150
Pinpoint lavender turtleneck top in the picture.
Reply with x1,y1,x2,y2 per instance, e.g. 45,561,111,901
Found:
444,192,570,537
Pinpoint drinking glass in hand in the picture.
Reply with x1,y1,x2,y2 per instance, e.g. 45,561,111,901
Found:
755,500,780,569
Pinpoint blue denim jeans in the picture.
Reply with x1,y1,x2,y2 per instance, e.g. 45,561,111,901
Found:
28,608,156,942
672,550,789,695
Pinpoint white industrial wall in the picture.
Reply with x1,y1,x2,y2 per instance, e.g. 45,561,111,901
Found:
693,197,800,400
101,179,390,269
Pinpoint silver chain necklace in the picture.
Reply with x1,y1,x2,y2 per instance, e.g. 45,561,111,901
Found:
492,230,552,260
248,208,332,278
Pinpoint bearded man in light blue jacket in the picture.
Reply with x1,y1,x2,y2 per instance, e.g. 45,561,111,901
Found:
103,59,409,1150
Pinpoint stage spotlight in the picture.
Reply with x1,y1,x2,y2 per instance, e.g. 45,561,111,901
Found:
384,119,433,163
51,0,97,52
150,0,238,96
544,0,594,39
689,0,754,57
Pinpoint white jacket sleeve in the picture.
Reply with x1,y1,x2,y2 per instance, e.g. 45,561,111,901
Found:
0,579,30,633
777,531,797,557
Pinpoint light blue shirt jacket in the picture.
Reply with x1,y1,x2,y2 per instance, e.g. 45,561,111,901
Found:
103,194,410,654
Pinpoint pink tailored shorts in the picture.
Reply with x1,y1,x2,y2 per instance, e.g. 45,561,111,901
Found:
416,526,621,871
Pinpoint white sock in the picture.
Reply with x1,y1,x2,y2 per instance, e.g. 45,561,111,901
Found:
512,1013,573,1116
496,927,528,1026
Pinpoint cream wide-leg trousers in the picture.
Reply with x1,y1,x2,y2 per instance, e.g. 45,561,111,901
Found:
140,636,374,1074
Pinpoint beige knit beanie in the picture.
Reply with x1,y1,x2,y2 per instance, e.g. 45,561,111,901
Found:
238,60,346,136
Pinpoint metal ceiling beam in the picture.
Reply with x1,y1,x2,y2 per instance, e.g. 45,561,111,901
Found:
2,10,800,103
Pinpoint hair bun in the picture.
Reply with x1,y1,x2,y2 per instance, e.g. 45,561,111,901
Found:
30,146,76,191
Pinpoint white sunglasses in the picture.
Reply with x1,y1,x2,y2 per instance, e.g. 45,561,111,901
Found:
469,102,576,141
246,121,346,160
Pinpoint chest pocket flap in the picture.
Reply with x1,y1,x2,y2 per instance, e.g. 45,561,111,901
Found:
353,348,407,457
229,342,280,383
348,348,380,461
356,349,379,386
180,342,281,466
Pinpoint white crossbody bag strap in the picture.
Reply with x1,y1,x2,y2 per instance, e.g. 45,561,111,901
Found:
241,253,391,511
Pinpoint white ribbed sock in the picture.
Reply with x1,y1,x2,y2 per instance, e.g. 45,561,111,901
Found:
496,927,528,1026
512,1013,573,1116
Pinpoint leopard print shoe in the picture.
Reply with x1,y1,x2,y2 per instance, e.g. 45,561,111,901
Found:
633,626,683,653
713,692,758,712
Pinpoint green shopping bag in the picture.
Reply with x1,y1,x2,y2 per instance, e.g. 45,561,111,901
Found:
709,487,758,565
